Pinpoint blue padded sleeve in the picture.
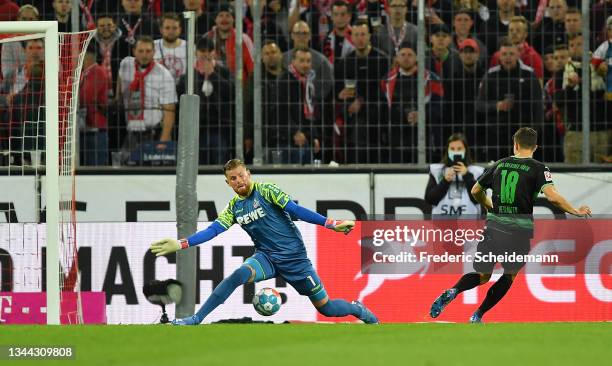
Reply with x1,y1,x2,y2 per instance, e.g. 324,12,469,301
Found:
284,200,327,226
186,221,227,246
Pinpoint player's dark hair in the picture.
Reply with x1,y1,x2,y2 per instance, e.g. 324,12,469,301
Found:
441,133,473,166
513,127,538,149
223,159,247,175
554,43,568,52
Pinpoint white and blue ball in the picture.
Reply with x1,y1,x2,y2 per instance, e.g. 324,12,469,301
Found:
252,287,282,316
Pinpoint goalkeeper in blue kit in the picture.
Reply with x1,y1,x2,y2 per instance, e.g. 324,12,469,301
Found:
150,159,378,325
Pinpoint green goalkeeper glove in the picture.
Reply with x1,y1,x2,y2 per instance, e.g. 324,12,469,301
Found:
325,219,356,234
150,238,189,256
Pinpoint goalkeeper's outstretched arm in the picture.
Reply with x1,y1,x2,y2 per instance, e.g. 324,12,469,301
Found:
283,201,355,234
150,221,227,256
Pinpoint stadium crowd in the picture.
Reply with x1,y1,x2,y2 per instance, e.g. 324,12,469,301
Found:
0,0,611,166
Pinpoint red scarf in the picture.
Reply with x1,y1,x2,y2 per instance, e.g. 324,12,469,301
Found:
289,64,315,120
381,66,440,107
323,27,353,63
128,60,155,121
98,41,114,84
79,0,96,30
210,27,254,80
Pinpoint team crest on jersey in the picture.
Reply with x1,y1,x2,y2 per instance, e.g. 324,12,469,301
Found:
253,198,260,209
544,170,553,182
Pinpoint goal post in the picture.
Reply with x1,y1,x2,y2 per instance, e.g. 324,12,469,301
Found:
0,21,93,325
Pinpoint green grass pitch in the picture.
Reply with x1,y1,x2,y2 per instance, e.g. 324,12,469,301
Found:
1,323,610,366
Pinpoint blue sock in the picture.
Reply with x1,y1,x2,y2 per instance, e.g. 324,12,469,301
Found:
317,299,360,318
192,266,252,323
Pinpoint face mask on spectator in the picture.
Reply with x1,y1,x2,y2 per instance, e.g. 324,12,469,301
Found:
448,149,465,161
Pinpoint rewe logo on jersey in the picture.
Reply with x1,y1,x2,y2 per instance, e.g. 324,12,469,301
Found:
236,207,266,225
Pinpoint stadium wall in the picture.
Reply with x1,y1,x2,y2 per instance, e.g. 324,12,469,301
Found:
1,172,610,323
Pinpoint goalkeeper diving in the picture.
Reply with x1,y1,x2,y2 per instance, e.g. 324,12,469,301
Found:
150,159,378,324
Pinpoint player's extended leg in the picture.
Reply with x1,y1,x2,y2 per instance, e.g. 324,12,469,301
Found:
469,273,516,323
289,270,379,324
429,272,492,318
469,233,529,323
172,253,274,325
430,232,496,319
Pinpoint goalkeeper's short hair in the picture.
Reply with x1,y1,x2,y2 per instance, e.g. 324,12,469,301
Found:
223,159,247,175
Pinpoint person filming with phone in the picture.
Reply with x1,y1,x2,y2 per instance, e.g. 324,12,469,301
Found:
424,133,484,216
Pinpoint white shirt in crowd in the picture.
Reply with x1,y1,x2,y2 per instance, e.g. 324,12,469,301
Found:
119,56,177,131
153,39,187,83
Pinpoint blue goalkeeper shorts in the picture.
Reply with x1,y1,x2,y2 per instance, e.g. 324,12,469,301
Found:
244,251,328,302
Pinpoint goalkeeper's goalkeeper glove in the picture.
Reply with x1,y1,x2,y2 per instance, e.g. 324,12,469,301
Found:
325,219,355,235
150,238,189,256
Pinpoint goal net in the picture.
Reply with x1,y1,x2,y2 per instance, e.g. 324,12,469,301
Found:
0,23,94,324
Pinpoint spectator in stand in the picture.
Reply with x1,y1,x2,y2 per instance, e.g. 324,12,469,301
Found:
182,0,214,39
92,14,133,155
591,0,612,46
490,16,543,82
289,0,334,52
154,13,187,85
195,38,235,165
556,32,610,163
262,40,284,141
266,0,291,46
93,15,132,100
1,39,44,98
372,0,417,61
450,8,488,66
476,37,543,160
541,44,570,162
1,38,44,156
427,23,461,140
203,2,255,80
79,45,110,166
268,47,324,164
322,1,355,64
0,0,20,21
336,20,389,164
449,39,487,161
451,0,490,35
542,45,556,82
381,42,444,163
244,0,288,51
9,62,45,165
592,18,612,162
480,0,517,57
424,133,484,216
1,5,40,81
117,36,177,164
407,0,454,27
282,21,334,100
263,40,285,81
564,7,582,36
46,0,76,32
532,0,567,54
117,0,159,45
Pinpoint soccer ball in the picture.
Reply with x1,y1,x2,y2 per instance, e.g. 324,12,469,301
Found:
252,287,282,316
